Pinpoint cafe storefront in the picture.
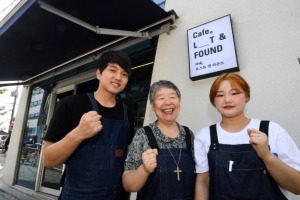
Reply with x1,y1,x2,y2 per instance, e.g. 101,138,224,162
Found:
1,1,300,200
0,0,177,198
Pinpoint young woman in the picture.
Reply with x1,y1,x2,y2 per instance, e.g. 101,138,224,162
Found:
195,73,300,200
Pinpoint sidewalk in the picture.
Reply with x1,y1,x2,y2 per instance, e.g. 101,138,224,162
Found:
0,179,37,200
0,151,135,200
0,151,56,200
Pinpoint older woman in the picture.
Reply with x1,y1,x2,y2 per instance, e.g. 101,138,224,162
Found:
122,80,195,200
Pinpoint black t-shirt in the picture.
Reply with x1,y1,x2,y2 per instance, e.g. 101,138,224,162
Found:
43,94,135,144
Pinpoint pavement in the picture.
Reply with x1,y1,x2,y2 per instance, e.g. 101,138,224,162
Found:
0,150,136,200
0,150,55,200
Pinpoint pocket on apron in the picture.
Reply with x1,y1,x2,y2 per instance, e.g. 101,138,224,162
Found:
89,145,125,170
215,162,267,199
61,184,107,200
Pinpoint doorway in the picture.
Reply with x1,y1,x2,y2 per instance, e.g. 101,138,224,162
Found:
38,86,75,195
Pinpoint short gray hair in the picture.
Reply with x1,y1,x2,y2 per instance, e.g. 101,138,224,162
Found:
149,80,181,104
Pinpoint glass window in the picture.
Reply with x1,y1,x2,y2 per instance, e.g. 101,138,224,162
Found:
32,127,37,134
153,0,164,4
40,89,74,191
153,0,165,9
16,86,50,189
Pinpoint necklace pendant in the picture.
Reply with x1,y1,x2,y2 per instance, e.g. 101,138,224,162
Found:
174,166,182,181
167,147,182,181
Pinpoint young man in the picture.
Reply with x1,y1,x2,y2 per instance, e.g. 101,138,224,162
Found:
42,50,134,200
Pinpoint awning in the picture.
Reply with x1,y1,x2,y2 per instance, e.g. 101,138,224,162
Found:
0,0,176,84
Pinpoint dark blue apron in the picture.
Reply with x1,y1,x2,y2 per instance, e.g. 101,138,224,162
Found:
60,93,130,200
208,121,287,200
137,126,196,200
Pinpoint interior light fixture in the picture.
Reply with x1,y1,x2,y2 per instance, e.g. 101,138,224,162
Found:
132,62,154,70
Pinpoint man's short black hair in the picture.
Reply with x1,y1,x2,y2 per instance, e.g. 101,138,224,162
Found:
96,50,132,77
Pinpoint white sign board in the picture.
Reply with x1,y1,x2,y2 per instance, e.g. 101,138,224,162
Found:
187,15,239,81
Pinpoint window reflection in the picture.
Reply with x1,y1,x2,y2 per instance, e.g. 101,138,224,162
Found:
16,87,50,189
40,89,74,190
153,0,165,9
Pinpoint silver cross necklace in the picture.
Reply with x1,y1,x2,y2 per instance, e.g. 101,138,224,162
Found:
167,147,182,181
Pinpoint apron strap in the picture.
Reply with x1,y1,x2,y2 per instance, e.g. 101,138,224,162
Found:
258,120,286,199
259,120,270,151
259,120,269,136
209,124,219,150
86,93,100,113
122,103,128,120
182,126,192,157
144,126,160,154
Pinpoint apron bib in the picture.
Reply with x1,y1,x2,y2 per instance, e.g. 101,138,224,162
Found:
60,93,130,200
208,121,287,200
137,126,195,200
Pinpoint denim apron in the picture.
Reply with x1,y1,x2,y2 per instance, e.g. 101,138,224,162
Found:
137,126,195,200
60,93,130,200
208,121,287,200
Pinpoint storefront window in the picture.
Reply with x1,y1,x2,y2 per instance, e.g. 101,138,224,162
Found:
153,0,165,9
40,89,74,191
15,87,50,189
117,63,153,132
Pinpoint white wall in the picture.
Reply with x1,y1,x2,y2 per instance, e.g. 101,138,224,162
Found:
144,1,300,199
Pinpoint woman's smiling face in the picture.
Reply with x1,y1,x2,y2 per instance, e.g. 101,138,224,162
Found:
214,80,248,119
151,87,181,125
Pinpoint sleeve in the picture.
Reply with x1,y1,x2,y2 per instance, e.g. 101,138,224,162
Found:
43,99,73,143
272,122,300,172
124,128,150,171
194,127,210,173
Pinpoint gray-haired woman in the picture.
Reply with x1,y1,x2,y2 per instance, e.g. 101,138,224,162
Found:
122,80,196,200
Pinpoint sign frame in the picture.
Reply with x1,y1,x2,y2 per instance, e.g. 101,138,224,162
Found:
187,14,239,81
